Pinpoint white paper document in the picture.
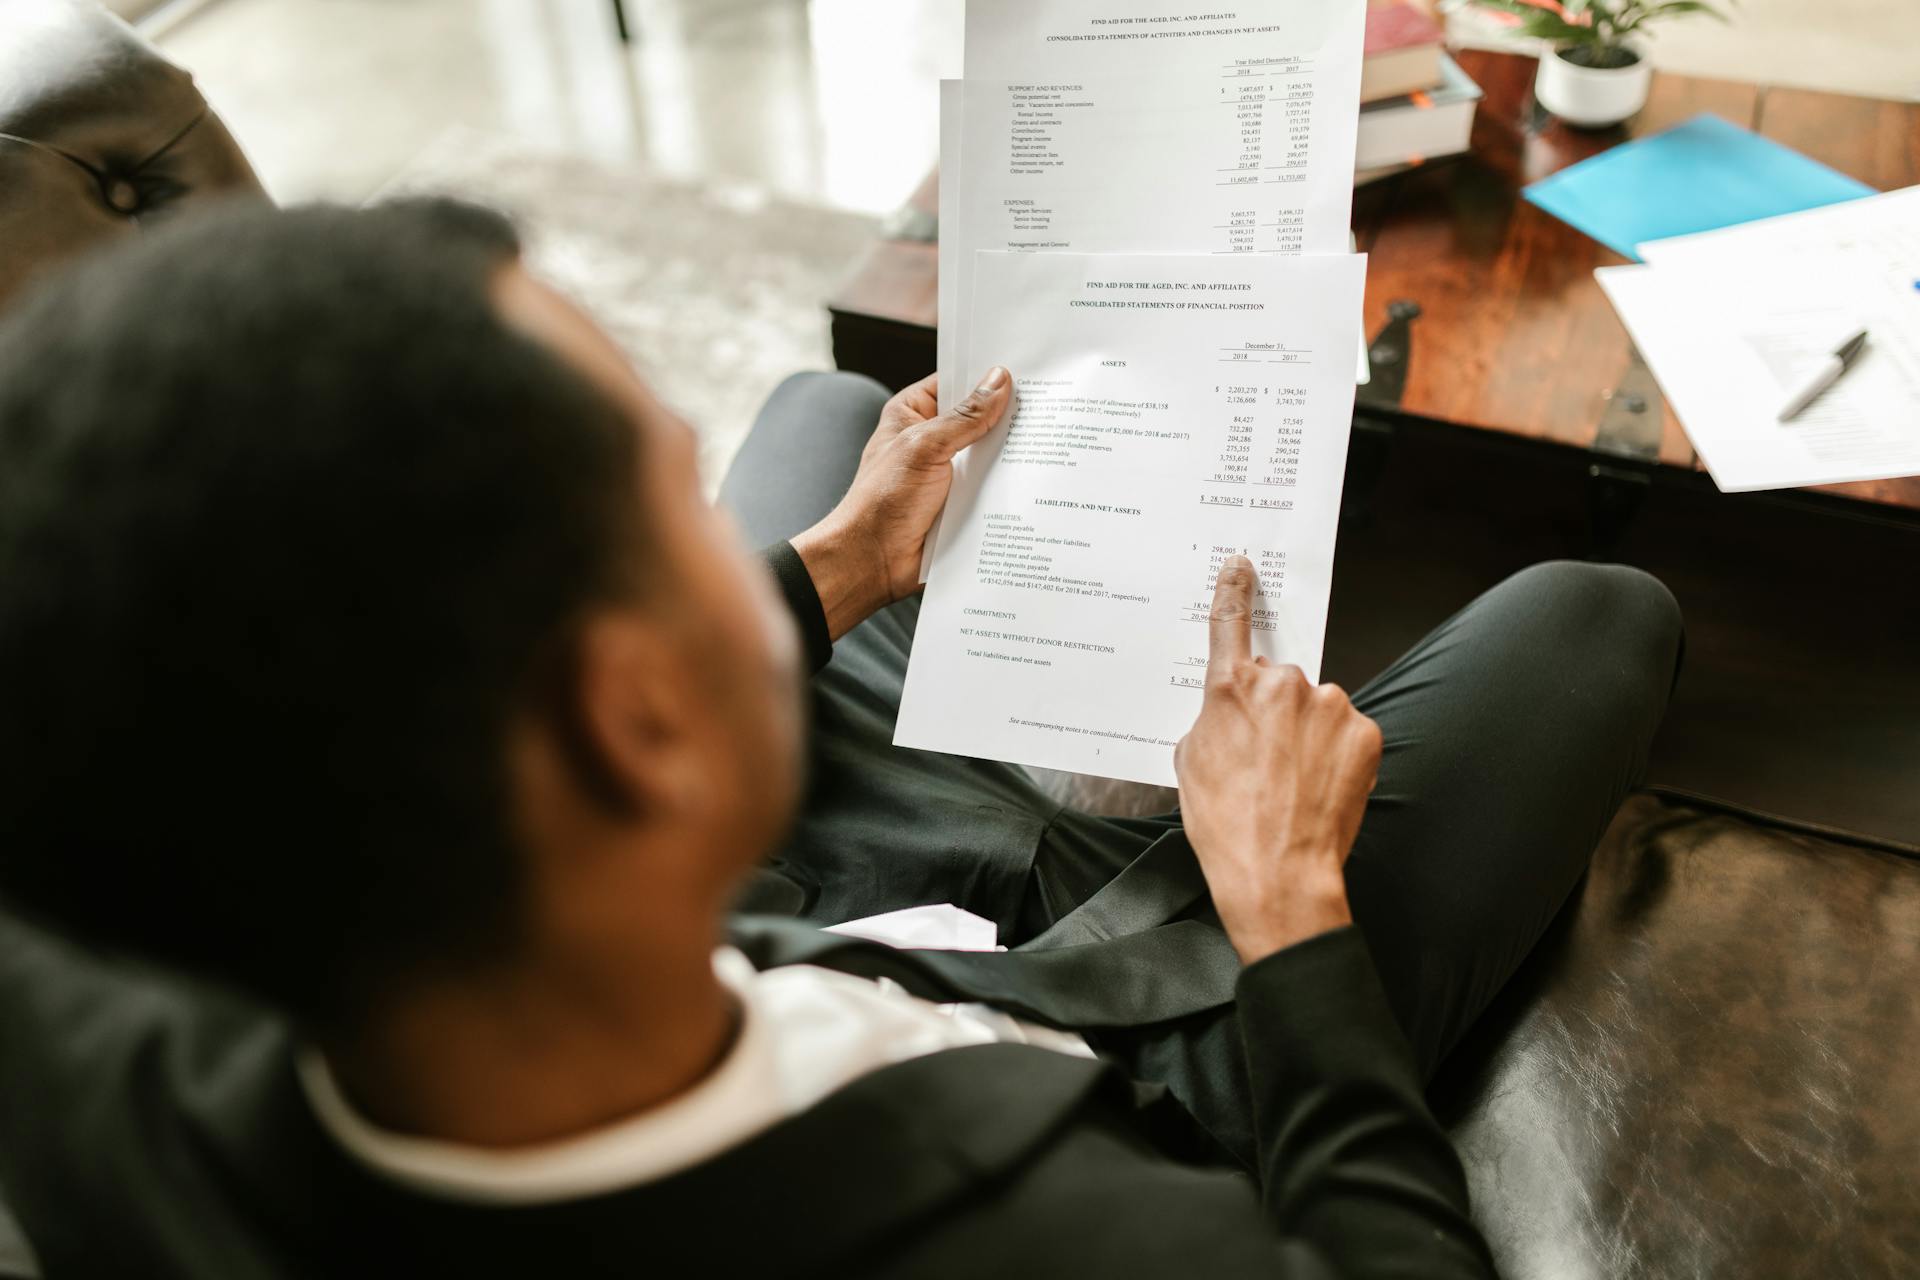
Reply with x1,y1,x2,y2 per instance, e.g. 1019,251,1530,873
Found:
941,0,1366,411
940,64,1364,410
926,0,1367,580
1597,258,1920,492
896,251,1366,786
1638,185,1920,277
824,904,1003,953
965,0,1352,79
940,0,1367,410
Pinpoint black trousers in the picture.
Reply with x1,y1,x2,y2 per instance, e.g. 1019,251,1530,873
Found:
722,371,1682,1144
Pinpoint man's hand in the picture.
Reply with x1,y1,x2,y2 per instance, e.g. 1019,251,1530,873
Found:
791,368,1012,641
1174,555,1383,966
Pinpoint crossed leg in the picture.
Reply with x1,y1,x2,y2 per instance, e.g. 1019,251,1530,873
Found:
723,372,1682,1106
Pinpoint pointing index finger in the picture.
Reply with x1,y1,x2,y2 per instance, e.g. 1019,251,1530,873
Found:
1207,554,1255,674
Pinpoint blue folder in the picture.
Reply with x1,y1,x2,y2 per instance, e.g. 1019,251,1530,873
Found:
1522,113,1874,261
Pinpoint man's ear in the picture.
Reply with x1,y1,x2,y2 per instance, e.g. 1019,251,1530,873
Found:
562,609,703,818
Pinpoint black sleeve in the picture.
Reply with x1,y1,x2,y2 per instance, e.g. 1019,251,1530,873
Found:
760,541,834,675
1235,926,1495,1277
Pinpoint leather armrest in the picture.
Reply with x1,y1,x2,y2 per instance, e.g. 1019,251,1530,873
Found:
0,0,268,309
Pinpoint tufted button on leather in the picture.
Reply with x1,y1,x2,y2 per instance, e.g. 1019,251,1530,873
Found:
103,177,141,214
0,0,268,310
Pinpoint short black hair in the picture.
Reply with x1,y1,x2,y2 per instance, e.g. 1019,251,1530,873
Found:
0,199,648,1023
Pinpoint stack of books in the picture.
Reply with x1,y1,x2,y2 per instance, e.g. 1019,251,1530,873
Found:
1357,1,1483,182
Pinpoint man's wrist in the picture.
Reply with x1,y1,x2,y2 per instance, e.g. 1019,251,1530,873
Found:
790,518,892,642
1218,868,1353,967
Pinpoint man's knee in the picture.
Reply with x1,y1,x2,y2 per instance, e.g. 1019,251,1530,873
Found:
1508,560,1683,691
762,369,891,429
723,371,897,539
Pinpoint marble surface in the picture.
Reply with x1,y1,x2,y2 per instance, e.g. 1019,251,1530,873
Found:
156,0,962,209
382,128,878,492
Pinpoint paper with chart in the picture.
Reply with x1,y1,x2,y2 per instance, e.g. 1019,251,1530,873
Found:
1596,185,1920,491
1597,259,1920,492
939,0,1368,413
1637,184,1920,273
896,251,1366,786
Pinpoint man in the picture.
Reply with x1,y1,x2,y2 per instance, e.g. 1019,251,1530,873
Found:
0,200,1681,1277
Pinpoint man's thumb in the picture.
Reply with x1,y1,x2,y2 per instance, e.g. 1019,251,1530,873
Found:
916,367,1012,458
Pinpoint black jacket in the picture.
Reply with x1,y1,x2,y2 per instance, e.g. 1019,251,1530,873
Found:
0,545,1496,1276
0,914,1492,1278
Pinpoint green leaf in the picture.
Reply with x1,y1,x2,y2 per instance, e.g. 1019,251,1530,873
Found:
1525,12,1607,43
1471,0,1605,45
1629,0,1731,25
1610,1,1730,40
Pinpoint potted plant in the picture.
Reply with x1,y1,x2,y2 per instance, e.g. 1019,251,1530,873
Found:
1466,0,1734,128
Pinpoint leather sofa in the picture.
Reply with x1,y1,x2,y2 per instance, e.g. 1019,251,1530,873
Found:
1433,792,1920,1277
1,3,1916,1277
0,0,264,313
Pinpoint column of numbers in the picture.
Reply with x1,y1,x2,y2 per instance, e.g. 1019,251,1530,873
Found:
1252,386,1306,509
1203,383,1257,495
1216,75,1266,193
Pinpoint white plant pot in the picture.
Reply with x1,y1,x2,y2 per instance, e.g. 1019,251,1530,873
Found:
1534,45,1653,128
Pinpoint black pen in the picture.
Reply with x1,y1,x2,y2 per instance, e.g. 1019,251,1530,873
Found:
1777,328,1869,422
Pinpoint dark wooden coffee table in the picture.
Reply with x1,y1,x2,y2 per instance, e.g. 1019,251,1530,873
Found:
827,48,1920,519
